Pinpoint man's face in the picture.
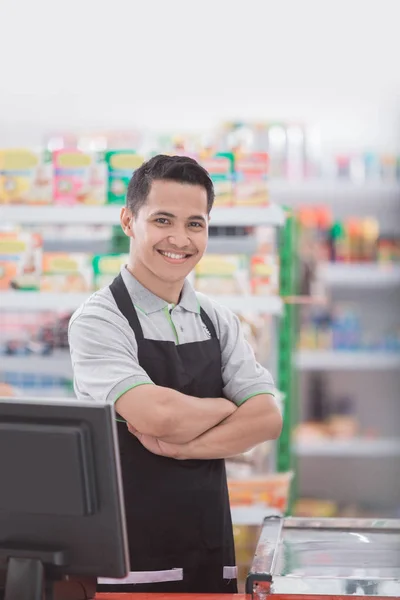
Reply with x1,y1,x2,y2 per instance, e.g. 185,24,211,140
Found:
126,180,209,284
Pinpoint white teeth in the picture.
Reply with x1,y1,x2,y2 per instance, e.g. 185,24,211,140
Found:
160,251,187,260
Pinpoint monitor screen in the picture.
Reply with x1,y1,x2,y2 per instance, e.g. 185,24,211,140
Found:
0,396,129,599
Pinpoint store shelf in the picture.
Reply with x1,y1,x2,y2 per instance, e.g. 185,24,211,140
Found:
295,350,400,371
0,291,283,315
0,291,91,311
0,352,72,378
269,180,400,204
295,438,400,458
319,263,400,287
209,294,283,315
0,203,286,227
230,504,280,525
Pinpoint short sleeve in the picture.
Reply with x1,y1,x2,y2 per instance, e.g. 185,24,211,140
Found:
68,305,153,404
214,302,275,406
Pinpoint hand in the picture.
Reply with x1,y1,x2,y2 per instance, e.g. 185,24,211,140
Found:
133,431,185,460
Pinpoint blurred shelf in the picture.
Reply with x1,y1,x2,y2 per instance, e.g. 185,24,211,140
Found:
230,505,280,525
209,294,283,315
269,180,400,204
295,438,400,457
295,350,400,371
319,263,400,287
0,204,286,227
0,291,91,311
1,291,283,315
0,351,72,378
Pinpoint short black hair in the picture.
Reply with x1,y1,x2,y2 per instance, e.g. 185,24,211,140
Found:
126,154,215,215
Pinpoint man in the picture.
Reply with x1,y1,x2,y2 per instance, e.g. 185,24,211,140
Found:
68,155,282,594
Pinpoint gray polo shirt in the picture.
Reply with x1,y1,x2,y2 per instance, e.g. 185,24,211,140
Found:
68,267,275,407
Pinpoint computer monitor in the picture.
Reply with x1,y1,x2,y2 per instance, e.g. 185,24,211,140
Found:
0,396,129,600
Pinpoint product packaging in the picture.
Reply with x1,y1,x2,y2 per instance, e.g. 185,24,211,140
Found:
92,254,129,290
53,149,106,205
0,230,42,290
40,253,93,292
0,149,52,205
250,255,279,296
198,153,234,207
105,151,145,204
234,152,269,206
194,254,249,295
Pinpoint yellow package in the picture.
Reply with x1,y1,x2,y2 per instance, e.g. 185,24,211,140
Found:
40,253,93,293
0,149,52,204
195,254,249,295
0,231,42,290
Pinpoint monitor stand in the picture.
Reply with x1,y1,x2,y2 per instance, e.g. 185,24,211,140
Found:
0,545,95,600
5,557,44,600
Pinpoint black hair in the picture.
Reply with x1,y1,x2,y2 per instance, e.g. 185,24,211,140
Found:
126,154,215,215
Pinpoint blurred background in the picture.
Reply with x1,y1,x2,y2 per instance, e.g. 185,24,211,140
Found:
1,0,399,589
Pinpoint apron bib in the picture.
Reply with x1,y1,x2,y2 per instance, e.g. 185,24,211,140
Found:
97,274,237,593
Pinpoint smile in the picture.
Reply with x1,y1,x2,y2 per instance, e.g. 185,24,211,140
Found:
157,250,193,263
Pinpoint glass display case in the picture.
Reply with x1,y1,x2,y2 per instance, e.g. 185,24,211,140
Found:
246,516,400,598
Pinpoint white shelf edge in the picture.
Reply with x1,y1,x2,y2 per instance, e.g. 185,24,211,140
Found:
319,263,400,287
269,180,400,201
295,439,400,458
0,204,286,227
1,352,73,378
209,294,283,315
230,504,281,525
295,351,400,371
0,291,283,315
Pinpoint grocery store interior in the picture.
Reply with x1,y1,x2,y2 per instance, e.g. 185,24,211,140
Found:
1,0,400,595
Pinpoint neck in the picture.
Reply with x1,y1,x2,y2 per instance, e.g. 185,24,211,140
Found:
127,258,184,305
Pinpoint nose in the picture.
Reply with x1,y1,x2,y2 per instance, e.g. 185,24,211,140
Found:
167,231,191,249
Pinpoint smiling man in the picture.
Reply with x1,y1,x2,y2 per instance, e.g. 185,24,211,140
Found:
68,155,282,594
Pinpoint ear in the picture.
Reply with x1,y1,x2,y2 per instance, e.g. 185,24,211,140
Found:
120,207,135,238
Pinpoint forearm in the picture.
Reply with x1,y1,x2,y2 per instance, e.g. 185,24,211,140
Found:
181,394,282,460
157,388,237,443
116,384,236,442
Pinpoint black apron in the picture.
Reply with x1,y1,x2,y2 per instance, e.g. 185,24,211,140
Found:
97,274,237,593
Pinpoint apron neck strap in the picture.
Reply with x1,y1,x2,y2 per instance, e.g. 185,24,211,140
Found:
109,274,144,341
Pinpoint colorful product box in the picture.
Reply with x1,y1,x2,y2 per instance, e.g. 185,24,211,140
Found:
250,255,279,296
105,151,145,204
234,152,269,206
0,231,42,290
195,254,249,295
92,254,129,290
53,150,106,205
40,253,93,293
198,153,234,207
0,149,52,205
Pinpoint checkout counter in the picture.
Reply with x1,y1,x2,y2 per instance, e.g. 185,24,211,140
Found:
94,515,400,599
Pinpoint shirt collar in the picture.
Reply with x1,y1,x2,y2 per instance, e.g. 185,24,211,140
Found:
120,267,199,315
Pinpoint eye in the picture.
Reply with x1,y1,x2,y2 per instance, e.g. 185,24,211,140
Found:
155,218,170,225
189,221,203,229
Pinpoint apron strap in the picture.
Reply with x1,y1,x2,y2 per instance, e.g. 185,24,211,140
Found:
109,274,145,341
199,307,218,340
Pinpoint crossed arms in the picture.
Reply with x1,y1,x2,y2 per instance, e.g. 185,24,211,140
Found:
115,385,282,460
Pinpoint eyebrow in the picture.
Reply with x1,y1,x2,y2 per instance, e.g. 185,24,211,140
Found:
150,211,207,222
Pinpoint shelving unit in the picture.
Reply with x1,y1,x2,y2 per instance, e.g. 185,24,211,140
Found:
1,290,283,316
289,181,400,518
0,199,293,524
319,263,400,287
295,350,400,371
294,439,400,458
